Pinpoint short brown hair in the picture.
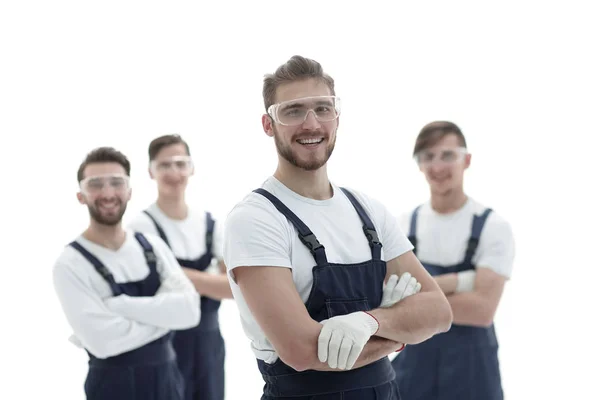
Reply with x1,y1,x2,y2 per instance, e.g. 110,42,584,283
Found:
263,55,336,112
148,134,190,161
77,147,131,182
413,121,467,156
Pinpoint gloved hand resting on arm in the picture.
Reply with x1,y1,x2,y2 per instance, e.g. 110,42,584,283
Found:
317,272,422,370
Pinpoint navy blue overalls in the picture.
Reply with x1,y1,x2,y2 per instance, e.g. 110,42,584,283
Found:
254,188,400,400
391,206,503,400
143,210,225,400
69,232,184,400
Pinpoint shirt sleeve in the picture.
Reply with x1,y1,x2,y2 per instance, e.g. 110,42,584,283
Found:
474,213,516,279
223,197,293,283
103,237,201,330
211,216,225,262
396,211,412,238
375,200,414,262
52,261,169,359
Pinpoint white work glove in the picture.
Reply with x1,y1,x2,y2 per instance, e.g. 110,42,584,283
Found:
380,272,421,308
317,311,379,370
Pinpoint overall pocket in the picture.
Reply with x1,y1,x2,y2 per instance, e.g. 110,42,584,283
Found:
325,297,370,318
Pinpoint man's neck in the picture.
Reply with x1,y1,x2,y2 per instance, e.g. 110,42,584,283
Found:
430,188,468,214
273,162,333,200
83,222,127,250
156,195,188,220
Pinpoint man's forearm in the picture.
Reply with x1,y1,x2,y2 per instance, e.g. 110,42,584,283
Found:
435,273,458,295
309,336,402,372
446,292,494,327
182,267,233,300
104,292,200,330
369,291,452,344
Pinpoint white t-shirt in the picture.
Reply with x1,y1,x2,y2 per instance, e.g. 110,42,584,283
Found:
224,176,414,363
128,203,224,274
397,198,515,278
52,231,200,359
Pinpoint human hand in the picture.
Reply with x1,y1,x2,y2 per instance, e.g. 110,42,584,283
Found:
380,272,421,308
317,311,379,370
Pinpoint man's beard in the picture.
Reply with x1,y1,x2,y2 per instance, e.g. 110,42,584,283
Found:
88,201,127,226
274,128,336,171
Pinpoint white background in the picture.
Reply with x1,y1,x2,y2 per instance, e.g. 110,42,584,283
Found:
1,0,598,398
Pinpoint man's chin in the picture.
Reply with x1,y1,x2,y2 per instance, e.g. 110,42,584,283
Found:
95,218,122,226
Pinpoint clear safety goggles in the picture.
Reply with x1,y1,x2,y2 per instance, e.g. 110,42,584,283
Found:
79,174,131,195
267,95,341,126
414,147,469,166
150,155,194,175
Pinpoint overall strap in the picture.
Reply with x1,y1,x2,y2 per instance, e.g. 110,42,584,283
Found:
253,188,328,266
143,210,170,247
133,232,159,274
463,208,493,265
339,188,383,261
68,242,123,296
408,205,422,255
204,211,215,257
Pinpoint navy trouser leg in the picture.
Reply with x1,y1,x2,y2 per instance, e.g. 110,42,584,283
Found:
173,328,197,400
193,329,226,400
260,381,400,400
438,345,503,400
173,327,226,400
84,360,184,400
392,347,439,400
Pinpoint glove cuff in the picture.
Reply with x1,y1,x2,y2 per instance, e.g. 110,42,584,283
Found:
456,270,476,293
361,311,380,335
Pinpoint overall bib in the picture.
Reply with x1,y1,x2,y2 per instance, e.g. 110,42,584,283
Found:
144,210,225,400
391,206,503,400
69,232,184,400
254,188,400,400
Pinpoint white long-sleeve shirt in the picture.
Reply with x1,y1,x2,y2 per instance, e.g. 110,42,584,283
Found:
52,230,200,359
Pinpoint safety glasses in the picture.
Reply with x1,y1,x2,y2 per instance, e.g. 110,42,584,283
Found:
150,155,194,175
267,95,341,126
79,174,131,195
414,147,469,166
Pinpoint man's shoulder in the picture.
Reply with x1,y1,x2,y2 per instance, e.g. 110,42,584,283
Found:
226,190,289,229
469,199,512,229
335,185,385,212
127,208,157,232
53,243,80,268
466,200,513,247
400,202,425,218
127,230,170,253
52,238,95,280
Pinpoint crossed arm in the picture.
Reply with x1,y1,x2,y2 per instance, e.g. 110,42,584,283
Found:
430,220,513,327
182,260,234,300
366,251,453,344
434,268,507,327
102,243,201,329
104,270,201,329
233,250,452,372
233,265,401,372
53,264,174,359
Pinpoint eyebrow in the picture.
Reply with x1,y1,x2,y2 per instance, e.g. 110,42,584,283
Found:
280,102,304,111
280,99,334,111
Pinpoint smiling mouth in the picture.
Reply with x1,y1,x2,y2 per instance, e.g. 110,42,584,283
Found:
99,202,119,212
296,137,324,145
